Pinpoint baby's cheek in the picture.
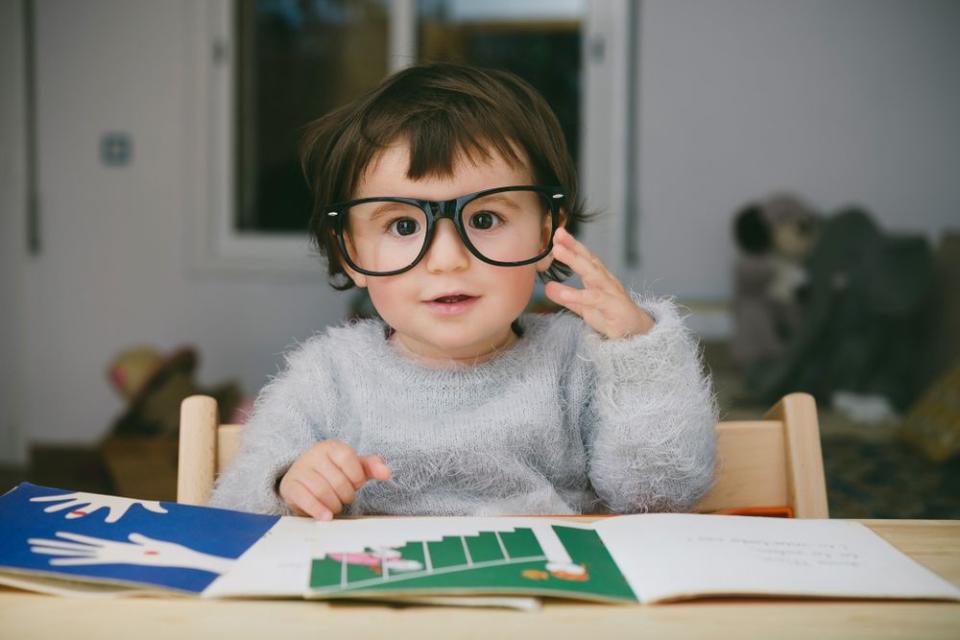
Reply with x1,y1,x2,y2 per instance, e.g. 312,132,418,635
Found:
365,280,412,326
488,266,538,314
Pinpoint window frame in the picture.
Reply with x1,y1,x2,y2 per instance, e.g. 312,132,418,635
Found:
187,0,634,279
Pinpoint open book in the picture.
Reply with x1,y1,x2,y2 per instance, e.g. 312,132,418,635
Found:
2,482,958,609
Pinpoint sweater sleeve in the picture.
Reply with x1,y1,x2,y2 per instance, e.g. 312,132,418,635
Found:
577,293,718,513
207,339,332,515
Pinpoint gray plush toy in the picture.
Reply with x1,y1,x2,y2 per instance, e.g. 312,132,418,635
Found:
731,193,821,371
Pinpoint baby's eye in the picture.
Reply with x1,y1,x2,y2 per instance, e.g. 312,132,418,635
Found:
468,211,503,231
388,217,421,236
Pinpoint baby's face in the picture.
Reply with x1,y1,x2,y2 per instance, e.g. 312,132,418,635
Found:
345,141,553,363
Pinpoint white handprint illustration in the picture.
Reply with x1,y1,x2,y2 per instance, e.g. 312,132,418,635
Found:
30,492,168,523
28,532,234,575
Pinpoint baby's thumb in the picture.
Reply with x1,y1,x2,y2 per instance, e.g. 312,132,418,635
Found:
361,455,391,481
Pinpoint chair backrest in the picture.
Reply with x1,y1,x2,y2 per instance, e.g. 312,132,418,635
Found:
696,393,829,518
177,395,242,507
177,392,829,518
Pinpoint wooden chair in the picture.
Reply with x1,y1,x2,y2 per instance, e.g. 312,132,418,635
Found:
178,392,829,518
695,392,829,518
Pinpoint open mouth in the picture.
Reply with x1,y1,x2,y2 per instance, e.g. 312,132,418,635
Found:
425,294,479,314
432,295,474,304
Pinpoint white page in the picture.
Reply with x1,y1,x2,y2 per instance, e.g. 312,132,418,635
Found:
596,514,960,603
201,516,316,598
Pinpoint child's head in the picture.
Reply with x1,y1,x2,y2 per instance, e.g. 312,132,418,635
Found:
299,63,590,361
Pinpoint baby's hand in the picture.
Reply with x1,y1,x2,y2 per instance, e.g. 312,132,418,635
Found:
278,440,391,521
545,227,655,339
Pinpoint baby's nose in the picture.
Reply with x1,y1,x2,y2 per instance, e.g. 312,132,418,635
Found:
424,219,470,273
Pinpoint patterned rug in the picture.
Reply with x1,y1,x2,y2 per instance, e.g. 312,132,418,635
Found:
703,339,960,520
822,434,960,519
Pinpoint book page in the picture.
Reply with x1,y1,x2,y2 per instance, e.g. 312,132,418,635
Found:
199,516,547,607
0,482,278,597
0,571,188,598
306,516,637,603
596,514,960,603
201,516,316,598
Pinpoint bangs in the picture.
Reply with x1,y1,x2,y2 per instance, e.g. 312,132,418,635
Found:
353,95,528,190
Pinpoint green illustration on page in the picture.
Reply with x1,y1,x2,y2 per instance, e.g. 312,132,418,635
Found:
309,524,637,602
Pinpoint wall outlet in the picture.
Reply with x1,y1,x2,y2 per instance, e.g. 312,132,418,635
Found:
100,132,132,166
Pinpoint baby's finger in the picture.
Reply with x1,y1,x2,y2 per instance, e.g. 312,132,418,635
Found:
551,244,618,293
305,473,345,515
325,444,367,489
314,457,357,505
544,281,586,316
555,226,603,263
289,478,333,521
361,455,392,481
545,281,608,310
555,229,623,290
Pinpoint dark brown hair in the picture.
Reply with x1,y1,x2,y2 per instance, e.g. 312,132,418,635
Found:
299,62,591,290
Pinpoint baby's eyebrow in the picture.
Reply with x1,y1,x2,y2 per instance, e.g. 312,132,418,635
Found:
470,194,522,210
366,201,417,219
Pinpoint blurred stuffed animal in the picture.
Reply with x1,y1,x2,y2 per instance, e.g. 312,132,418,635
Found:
106,345,247,436
731,193,821,371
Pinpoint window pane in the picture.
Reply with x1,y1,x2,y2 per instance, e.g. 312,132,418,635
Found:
417,0,584,167
236,0,389,234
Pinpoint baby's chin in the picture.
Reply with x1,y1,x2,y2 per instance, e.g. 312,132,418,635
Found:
391,326,516,363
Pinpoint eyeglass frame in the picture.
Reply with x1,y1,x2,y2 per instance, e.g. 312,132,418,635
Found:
325,185,565,277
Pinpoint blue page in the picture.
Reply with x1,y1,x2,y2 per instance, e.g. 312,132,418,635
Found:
0,482,279,594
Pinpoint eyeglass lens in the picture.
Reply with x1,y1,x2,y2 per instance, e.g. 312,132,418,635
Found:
342,189,554,273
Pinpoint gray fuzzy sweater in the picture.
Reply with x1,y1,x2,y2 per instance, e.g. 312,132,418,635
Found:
209,296,718,516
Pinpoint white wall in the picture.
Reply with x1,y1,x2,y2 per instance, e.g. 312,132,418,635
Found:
9,0,348,460
635,0,960,301
3,0,958,456
0,0,28,465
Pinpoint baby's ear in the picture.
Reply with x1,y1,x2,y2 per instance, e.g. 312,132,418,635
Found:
536,219,565,272
342,263,368,288
335,233,367,287
535,246,556,273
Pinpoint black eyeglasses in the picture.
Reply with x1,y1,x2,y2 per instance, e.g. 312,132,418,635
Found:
326,185,564,276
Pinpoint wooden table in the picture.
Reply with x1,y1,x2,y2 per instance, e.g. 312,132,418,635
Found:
1,520,958,639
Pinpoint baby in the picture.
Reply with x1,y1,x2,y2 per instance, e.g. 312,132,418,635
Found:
209,62,717,519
